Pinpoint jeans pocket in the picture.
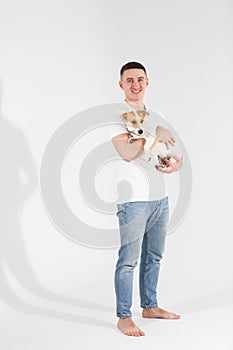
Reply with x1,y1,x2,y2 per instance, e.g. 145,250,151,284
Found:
117,202,130,216
116,204,124,217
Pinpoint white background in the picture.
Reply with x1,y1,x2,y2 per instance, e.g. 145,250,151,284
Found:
0,0,232,349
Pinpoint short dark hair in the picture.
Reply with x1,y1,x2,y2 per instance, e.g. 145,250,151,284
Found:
120,61,147,78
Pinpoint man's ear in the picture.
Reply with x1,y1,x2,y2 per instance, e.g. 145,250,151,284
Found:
119,80,124,90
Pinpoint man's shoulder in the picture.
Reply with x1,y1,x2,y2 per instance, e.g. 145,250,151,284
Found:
146,108,167,121
106,103,128,138
144,108,169,129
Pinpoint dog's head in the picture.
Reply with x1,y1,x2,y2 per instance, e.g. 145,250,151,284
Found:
121,110,149,137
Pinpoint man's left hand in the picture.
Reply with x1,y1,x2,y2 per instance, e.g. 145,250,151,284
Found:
157,155,183,174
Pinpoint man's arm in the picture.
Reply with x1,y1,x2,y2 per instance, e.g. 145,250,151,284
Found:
112,130,182,173
112,133,146,162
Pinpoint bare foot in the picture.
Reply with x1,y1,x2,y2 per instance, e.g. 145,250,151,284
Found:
117,317,145,337
142,307,180,320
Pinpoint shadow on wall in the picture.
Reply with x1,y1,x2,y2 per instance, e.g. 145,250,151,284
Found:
0,79,114,329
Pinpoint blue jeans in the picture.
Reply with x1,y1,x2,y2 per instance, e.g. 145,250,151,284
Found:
114,197,169,318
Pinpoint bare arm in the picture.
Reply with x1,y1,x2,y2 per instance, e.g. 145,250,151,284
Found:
112,133,146,162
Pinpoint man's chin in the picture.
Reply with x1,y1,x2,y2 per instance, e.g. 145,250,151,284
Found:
129,94,143,101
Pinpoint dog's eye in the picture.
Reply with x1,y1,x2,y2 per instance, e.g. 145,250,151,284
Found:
140,119,144,124
132,120,137,124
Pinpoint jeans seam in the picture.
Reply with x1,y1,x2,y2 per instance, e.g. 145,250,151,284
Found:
142,234,149,307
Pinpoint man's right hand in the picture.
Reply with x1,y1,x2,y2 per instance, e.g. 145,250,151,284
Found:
156,126,175,148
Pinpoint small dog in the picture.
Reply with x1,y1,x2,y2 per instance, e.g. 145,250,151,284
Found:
121,110,172,168
121,110,150,143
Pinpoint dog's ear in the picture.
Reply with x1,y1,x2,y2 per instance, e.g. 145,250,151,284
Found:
138,110,150,118
121,112,129,121
143,110,150,117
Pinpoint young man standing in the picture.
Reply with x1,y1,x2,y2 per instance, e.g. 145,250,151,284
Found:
111,62,182,337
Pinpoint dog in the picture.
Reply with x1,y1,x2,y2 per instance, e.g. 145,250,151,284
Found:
121,110,172,168
121,110,150,143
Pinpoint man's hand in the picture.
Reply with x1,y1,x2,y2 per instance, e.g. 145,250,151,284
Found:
157,155,183,174
156,126,175,148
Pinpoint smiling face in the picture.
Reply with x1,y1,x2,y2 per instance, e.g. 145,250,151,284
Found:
119,68,149,105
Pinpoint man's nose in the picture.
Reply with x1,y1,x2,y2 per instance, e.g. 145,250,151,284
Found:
132,81,140,88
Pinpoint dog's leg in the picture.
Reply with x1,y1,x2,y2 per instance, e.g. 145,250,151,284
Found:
149,136,160,152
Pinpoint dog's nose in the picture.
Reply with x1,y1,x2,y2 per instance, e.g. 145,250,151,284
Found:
138,129,143,134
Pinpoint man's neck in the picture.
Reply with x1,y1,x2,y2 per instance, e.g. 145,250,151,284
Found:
124,99,146,111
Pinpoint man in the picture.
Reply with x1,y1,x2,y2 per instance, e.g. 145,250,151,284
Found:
111,62,182,337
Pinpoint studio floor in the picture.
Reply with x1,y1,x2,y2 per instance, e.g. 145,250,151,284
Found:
1,295,232,350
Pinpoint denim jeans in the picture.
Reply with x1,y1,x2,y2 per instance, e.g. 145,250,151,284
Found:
114,196,169,318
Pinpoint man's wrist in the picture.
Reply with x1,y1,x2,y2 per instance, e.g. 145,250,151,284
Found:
142,148,153,162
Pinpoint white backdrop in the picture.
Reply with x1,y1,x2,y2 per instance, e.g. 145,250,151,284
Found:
0,0,232,348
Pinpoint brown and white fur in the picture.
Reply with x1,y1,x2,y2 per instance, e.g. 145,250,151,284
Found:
121,110,150,143
121,110,172,168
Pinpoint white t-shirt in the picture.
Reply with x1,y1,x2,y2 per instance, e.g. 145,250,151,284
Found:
107,103,169,204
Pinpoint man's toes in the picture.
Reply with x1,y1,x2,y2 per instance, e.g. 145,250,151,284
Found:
130,330,137,336
167,312,180,319
128,330,143,337
140,330,145,336
128,330,135,336
136,329,145,336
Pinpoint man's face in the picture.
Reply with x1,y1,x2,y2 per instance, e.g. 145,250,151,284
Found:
119,68,149,103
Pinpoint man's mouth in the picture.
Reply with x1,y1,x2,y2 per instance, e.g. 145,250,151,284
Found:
131,89,142,95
